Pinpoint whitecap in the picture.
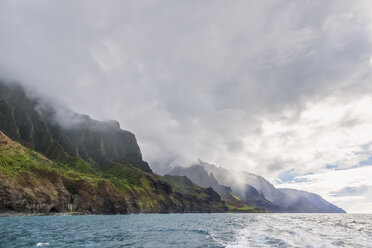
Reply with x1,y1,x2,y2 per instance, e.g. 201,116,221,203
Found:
36,242,50,247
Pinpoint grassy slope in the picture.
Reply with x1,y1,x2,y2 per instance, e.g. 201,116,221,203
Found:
0,132,224,213
0,131,157,211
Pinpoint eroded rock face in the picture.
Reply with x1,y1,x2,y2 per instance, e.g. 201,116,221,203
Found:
0,171,129,214
0,168,227,215
0,82,151,173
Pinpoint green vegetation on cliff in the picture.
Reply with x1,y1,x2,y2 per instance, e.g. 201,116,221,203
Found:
0,131,228,214
0,81,260,214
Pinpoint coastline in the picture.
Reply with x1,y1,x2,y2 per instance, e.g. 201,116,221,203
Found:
0,209,267,217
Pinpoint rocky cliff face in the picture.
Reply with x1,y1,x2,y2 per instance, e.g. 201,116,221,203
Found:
0,170,226,215
169,165,235,201
0,82,151,172
169,165,277,212
0,131,227,214
168,166,265,212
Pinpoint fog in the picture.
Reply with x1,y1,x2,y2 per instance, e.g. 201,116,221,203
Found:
1,0,372,212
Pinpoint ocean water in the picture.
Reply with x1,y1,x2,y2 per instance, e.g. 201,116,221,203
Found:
0,214,371,248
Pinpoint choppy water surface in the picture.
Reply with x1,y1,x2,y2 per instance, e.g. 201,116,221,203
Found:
0,213,371,248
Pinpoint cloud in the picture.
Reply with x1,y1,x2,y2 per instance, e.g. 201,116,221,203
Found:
277,166,372,213
329,185,372,197
255,95,372,175
1,1,372,211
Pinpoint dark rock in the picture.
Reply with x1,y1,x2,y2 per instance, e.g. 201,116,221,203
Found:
0,81,151,172
0,168,228,214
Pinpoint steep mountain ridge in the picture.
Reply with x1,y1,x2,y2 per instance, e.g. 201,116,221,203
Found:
0,131,227,214
169,165,235,201
169,164,279,212
170,162,346,213
0,82,151,172
168,166,264,212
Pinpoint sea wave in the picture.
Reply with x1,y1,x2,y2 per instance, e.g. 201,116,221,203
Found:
1,214,371,248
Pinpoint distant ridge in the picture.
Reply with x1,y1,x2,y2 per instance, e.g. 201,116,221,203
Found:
169,161,346,213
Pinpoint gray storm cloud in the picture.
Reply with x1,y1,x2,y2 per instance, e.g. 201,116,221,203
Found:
1,0,372,182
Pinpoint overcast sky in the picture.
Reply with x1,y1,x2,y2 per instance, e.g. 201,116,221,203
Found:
1,0,372,213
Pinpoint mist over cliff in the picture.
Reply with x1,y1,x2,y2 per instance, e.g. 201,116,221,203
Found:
1,1,372,213
169,161,345,213
0,81,151,172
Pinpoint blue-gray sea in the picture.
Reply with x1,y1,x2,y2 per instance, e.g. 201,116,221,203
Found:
0,213,371,248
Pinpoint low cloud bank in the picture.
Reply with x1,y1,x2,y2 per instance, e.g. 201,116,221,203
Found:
1,1,372,212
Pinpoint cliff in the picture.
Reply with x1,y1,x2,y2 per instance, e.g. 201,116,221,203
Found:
0,82,150,172
168,166,265,213
0,131,227,214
